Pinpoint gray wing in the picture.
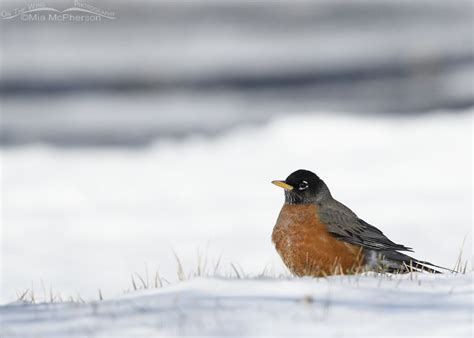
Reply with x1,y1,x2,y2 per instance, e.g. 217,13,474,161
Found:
318,200,413,252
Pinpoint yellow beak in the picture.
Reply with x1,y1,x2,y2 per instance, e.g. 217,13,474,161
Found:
271,180,294,190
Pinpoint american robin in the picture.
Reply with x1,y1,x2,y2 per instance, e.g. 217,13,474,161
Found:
272,169,444,276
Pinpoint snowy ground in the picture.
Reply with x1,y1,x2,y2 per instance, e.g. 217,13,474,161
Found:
0,110,472,336
1,273,472,337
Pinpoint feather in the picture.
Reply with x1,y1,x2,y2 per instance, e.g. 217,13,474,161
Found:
317,199,450,274
318,200,412,252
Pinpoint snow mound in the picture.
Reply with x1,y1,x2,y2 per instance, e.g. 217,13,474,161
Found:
1,273,472,337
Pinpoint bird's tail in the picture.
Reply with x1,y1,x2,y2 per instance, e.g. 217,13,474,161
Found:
367,250,453,274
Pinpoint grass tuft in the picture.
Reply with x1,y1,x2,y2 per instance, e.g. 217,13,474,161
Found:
14,242,472,304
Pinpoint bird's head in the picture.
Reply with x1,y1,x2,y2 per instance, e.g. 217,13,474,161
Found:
272,169,331,204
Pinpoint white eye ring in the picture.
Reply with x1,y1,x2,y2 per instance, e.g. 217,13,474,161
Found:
298,180,309,190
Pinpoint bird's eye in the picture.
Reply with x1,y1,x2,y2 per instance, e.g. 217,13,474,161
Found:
298,181,309,190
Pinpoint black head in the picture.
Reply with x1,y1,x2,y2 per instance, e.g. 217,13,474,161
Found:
272,169,330,204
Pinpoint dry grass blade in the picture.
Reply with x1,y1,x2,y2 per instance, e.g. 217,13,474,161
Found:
173,250,186,281
154,270,164,288
16,289,29,302
230,263,241,279
131,275,138,291
135,272,148,289
213,253,223,275
452,236,470,274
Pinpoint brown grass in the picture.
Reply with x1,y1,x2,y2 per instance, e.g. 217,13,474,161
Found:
13,243,471,304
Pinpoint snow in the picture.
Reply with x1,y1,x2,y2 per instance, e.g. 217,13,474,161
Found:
0,110,472,336
1,273,472,337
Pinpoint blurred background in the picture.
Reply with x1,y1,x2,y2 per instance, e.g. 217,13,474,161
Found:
1,0,472,302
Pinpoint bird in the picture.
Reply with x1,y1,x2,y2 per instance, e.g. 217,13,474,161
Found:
271,169,446,276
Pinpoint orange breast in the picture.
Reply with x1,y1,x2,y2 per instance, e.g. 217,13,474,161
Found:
272,203,365,276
